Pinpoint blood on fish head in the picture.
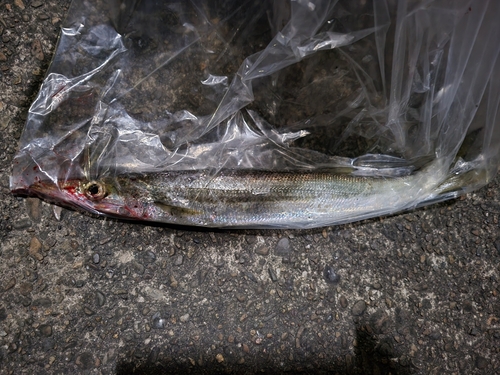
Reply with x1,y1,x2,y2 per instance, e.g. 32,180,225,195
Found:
22,178,151,220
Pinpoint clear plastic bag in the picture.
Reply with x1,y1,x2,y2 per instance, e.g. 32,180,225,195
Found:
10,0,500,228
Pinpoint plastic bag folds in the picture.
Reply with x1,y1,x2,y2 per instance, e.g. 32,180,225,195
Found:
10,0,500,229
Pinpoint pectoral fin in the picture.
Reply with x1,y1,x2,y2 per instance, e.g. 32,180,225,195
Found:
154,201,202,217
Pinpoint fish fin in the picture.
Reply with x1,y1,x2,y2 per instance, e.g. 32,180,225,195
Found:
434,168,490,196
415,167,490,209
154,201,202,217
313,166,357,175
351,154,429,177
353,154,412,168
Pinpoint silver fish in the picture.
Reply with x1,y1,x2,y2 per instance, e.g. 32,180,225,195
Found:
18,159,447,228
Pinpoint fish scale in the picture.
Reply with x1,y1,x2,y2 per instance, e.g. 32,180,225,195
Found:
17,159,447,228
112,162,444,227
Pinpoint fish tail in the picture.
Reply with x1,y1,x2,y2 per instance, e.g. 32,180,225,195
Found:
435,167,491,196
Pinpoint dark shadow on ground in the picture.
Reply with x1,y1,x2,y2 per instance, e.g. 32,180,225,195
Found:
115,321,414,375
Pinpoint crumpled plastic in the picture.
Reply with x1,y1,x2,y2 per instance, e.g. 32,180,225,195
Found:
10,0,500,228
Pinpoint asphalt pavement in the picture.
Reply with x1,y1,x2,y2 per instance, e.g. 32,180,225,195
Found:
1,2,499,374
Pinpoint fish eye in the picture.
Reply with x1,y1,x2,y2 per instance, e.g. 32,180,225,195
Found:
83,181,107,201
88,184,99,195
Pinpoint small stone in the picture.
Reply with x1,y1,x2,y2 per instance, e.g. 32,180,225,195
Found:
255,245,269,256
14,0,25,9
92,253,100,264
494,239,500,254
42,338,55,352
429,331,441,340
323,266,341,284
113,289,128,298
75,352,94,370
268,267,278,282
245,272,258,283
19,282,33,296
45,237,57,248
13,218,32,230
351,300,366,316
246,235,257,244
475,356,488,369
31,252,44,262
174,255,183,266
53,206,63,221
39,324,52,337
115,307,128,320
29,237,43,261
152,313,167,329
275,238,291,256
463,300,474,312
339,295,348,308
371,311,390,334
180,313,189,323
142,251,156,263
95,291,106,307
81,306,94,315
3,277,16,292
170,276,178,289
242,344,250,353
31,0,43,7
25,198,41,221
295,326,305,348
469,327,480,336
216,353,224,363
0,307,7,321
75,280,85,288
31,39,44,61
130,261,145,275
32,298,52,308
148,347,160,363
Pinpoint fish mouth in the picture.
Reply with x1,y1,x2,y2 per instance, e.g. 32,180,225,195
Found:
13,180,73,204
13,180,128,218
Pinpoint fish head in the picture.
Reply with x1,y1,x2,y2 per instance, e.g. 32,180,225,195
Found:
21,177,155,220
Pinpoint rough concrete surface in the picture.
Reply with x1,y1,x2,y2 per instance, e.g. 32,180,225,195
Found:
1,2,500,374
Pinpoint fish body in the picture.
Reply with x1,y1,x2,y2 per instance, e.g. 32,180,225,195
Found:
17,159,446,228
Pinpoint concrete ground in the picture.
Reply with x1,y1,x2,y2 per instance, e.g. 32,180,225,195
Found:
1,2,499,374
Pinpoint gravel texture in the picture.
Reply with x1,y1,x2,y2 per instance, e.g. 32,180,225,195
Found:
1,2,500,375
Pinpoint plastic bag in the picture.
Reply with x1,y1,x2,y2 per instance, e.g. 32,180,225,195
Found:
10,0,500,229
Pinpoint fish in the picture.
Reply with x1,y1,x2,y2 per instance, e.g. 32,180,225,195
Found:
14,158,448,228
